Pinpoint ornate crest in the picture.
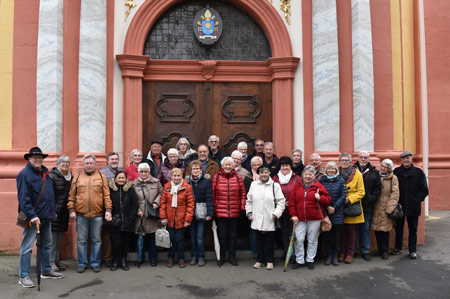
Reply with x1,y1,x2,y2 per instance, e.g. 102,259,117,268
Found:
193,7,223,45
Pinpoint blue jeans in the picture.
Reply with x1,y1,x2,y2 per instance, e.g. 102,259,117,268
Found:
76,216,103,267
190,219,205,259
355,212,372,254
19,220,52,278
167,227,186,261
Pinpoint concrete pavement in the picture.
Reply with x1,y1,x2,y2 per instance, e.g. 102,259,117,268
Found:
1,210,450,299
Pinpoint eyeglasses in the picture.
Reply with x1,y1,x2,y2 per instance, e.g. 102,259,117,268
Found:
139,170,149,173
359,156,369,160
198,151,208,153
255,144,264,147
340,159,350,162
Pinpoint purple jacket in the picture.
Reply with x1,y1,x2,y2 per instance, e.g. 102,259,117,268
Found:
157,159,185,186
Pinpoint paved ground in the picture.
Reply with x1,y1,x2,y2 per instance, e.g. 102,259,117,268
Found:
1,210,450,299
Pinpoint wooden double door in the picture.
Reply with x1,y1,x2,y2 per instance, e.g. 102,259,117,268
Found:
143,82,272,155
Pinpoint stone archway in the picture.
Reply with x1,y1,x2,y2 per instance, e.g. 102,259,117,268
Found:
117,0,299,165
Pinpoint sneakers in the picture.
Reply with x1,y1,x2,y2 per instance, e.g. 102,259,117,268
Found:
178,260,186,268
198,258,205,267
18,276,35,288
190,258,197,266
167,259,174,268
41,271,64,279
291,262,305,269
409,252,418,259
253,262,262,269
391,249,403,255
344,255,353,264
266,263,273,270
77,265,86,273
306,262,314,270
332,255,339,266
50,261,59,272
324,256,332,265
362,253,372,261
92,265,101,273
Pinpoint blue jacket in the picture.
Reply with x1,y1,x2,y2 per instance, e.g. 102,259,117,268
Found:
186,175,214,218
17,163,55,221
319,175,347,224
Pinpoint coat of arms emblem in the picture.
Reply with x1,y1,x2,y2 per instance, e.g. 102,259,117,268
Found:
194,7,223,45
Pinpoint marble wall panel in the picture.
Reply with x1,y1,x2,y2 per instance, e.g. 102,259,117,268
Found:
312,0,340,151
352,0,374,152
36,0,64,152
78,0,107,153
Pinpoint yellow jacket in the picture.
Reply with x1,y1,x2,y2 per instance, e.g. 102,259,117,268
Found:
343,168,366,224
67,171,112,218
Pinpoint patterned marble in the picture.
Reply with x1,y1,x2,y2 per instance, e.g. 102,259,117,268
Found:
312,0,340,151
36,0,64,152
78,0,107,153
352,0,374,152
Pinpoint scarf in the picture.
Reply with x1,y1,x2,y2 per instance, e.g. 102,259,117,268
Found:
189,174,202,184
326,174,338,180
170,180,183,208
138,176,150,182
379,171,389,178
180,149,194,160
252,169,260,181
277,170,293,185
339,166,353,182
57,168,72,182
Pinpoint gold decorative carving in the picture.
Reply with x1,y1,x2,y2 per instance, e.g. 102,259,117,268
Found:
125,0,137,21
199,60,219,80
268,0,291,25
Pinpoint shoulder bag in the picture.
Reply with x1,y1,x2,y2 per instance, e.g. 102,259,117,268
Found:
317,201,332,232
344,201,362,217
142,186,159,220
273,182,282,230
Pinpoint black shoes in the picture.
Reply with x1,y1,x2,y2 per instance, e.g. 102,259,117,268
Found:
217,260,225,267
291,262,305,269
306,262,314,270
382,251,389,260
332,255,339,266
228,259,238,266
362,253,372,261
324,256,332,266
110,261,118,271
120,258,129,271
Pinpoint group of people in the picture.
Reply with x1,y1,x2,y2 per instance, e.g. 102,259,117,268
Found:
16,137,428,287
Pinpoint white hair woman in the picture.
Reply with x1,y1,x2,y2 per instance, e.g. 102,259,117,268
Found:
157,148,185,186
133,162,162,267
238,141,252,172
47,155,72,271
212,157,247,267
371,159,399,260
125,149,143,182
176,138,198,168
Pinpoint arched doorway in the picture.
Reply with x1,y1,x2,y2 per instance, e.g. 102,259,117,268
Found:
117,0,299,166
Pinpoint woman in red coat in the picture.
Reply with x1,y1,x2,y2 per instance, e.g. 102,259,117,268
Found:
289,165,331,270
212,157,246,267
160,168,195,268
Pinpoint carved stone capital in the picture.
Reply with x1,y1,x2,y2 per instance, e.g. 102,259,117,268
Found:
199,60,219,80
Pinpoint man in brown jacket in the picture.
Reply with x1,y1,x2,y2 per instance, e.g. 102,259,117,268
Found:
68,154,112,273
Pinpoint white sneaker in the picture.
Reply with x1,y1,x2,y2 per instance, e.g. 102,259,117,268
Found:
266,263,274,270
18,276,35,288
253,262,262,269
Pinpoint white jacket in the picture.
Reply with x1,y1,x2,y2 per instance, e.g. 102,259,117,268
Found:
246,178,286,231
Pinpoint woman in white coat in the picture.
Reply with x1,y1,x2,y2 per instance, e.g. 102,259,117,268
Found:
246,166,286,270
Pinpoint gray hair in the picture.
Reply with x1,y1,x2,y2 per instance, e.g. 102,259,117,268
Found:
208,135,220,143
302,165,316,176
237,141,248,150
221,156,234,167
381,159,394,172
339,152,352,162
309,153,322,160
291,149,303,156
231,150,243,159
56,155,71,165
130,149,142,158
176,137,191,150
138,162,151,172
82,153,96,163
358,151,370,158
167,148,179,156
264,142,274,149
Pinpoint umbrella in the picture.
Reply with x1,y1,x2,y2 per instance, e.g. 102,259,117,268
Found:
136,218,145,268
211,220,220,260
34,222,41,291
284,222,297,272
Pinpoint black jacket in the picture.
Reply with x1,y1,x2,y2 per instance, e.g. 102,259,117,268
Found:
48,167,72,232
186,175,214,218
354,162,382,213
209,147,227,166
108,180,139,232
393,164,429,216
292,162,305,176
241,154,253,173
263,154,279,177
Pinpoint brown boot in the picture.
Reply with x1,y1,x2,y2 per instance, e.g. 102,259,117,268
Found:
338,253,345,262
344,255,353,264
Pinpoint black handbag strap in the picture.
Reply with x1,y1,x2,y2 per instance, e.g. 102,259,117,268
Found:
19,176,46,213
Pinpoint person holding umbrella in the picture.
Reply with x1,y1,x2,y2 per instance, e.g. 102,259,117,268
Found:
17,147,64,288
246,166,285,270
289,165,332,270
133,163,162,267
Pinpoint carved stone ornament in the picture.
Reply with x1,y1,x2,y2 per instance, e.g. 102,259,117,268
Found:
223,132,255,153
222,95,261,123
199,60,218,80
155,93,195,122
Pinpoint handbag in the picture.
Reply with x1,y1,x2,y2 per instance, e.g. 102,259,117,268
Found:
17,178,46,229
344,201,362,217
195,202,207,221
110,214,122,229
155,225,172,248
272,182,282,230
317,202,332,232
389,203,403,220
142,186,159,219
